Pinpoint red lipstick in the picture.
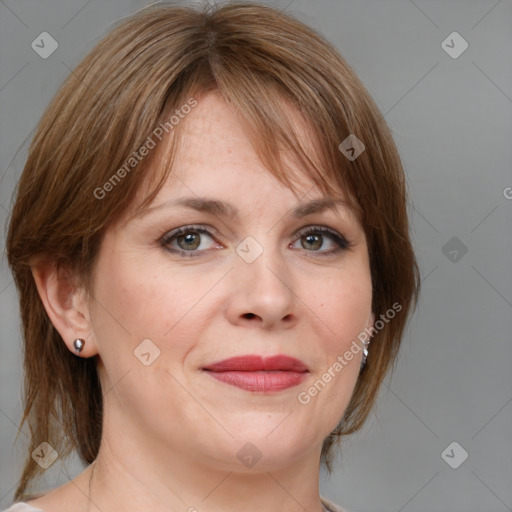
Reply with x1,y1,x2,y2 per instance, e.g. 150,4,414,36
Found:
203,355,309,392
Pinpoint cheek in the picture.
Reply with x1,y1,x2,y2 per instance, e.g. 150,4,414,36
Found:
88,249,219,370
90,244,174,334
314,266,373,344
87,254,194,416
300,265,372,414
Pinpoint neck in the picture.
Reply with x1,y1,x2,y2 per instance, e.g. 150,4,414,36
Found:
86,430,325,512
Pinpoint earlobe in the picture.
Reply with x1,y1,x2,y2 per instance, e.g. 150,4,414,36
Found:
360,310,375,371
31,261,98,357
368,311,375,332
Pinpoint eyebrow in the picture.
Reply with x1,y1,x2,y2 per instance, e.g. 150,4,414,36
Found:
137,196,347,219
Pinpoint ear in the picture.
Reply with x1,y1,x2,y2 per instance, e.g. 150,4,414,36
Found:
367,311,375,333
31,261,99,358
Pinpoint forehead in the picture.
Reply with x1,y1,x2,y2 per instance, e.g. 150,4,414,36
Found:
128,90,360,222
176,92,315,168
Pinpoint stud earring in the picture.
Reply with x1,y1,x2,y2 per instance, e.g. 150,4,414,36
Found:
73,338,85,354
360,340,370,370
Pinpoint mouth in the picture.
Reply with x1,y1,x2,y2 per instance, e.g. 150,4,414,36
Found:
202,355,309,393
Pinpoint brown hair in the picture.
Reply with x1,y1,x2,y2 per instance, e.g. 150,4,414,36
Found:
6,1,419,500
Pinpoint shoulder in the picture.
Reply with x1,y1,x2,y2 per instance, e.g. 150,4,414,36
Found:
321,495,353,512
7,496,348,512
2,504,45,512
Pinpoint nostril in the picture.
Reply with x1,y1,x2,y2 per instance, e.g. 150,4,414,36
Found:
244,313,257,319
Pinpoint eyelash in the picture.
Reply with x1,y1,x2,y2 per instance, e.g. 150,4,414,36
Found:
159,224,353,258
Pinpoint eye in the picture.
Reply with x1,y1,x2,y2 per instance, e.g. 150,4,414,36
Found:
160,225,222,256
290,226,352,255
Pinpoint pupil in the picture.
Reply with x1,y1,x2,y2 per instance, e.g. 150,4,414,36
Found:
178,233,200,250
303,234,321,250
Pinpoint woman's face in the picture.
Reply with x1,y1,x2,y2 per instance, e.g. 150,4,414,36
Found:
86,92,373,471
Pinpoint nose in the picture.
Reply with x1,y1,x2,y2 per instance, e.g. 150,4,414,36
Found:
225,243,298,330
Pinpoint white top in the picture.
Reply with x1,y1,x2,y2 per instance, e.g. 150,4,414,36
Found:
2,505,45,512
2,496,349,512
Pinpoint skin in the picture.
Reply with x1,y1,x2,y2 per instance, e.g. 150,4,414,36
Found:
30,92,374,512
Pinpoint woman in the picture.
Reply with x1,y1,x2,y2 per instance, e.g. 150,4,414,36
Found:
5,2,419,511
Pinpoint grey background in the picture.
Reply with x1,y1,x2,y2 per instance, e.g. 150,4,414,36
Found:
1,1,511,511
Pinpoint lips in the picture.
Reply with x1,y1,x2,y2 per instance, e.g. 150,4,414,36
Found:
202,355,309,392
203,355,309,372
